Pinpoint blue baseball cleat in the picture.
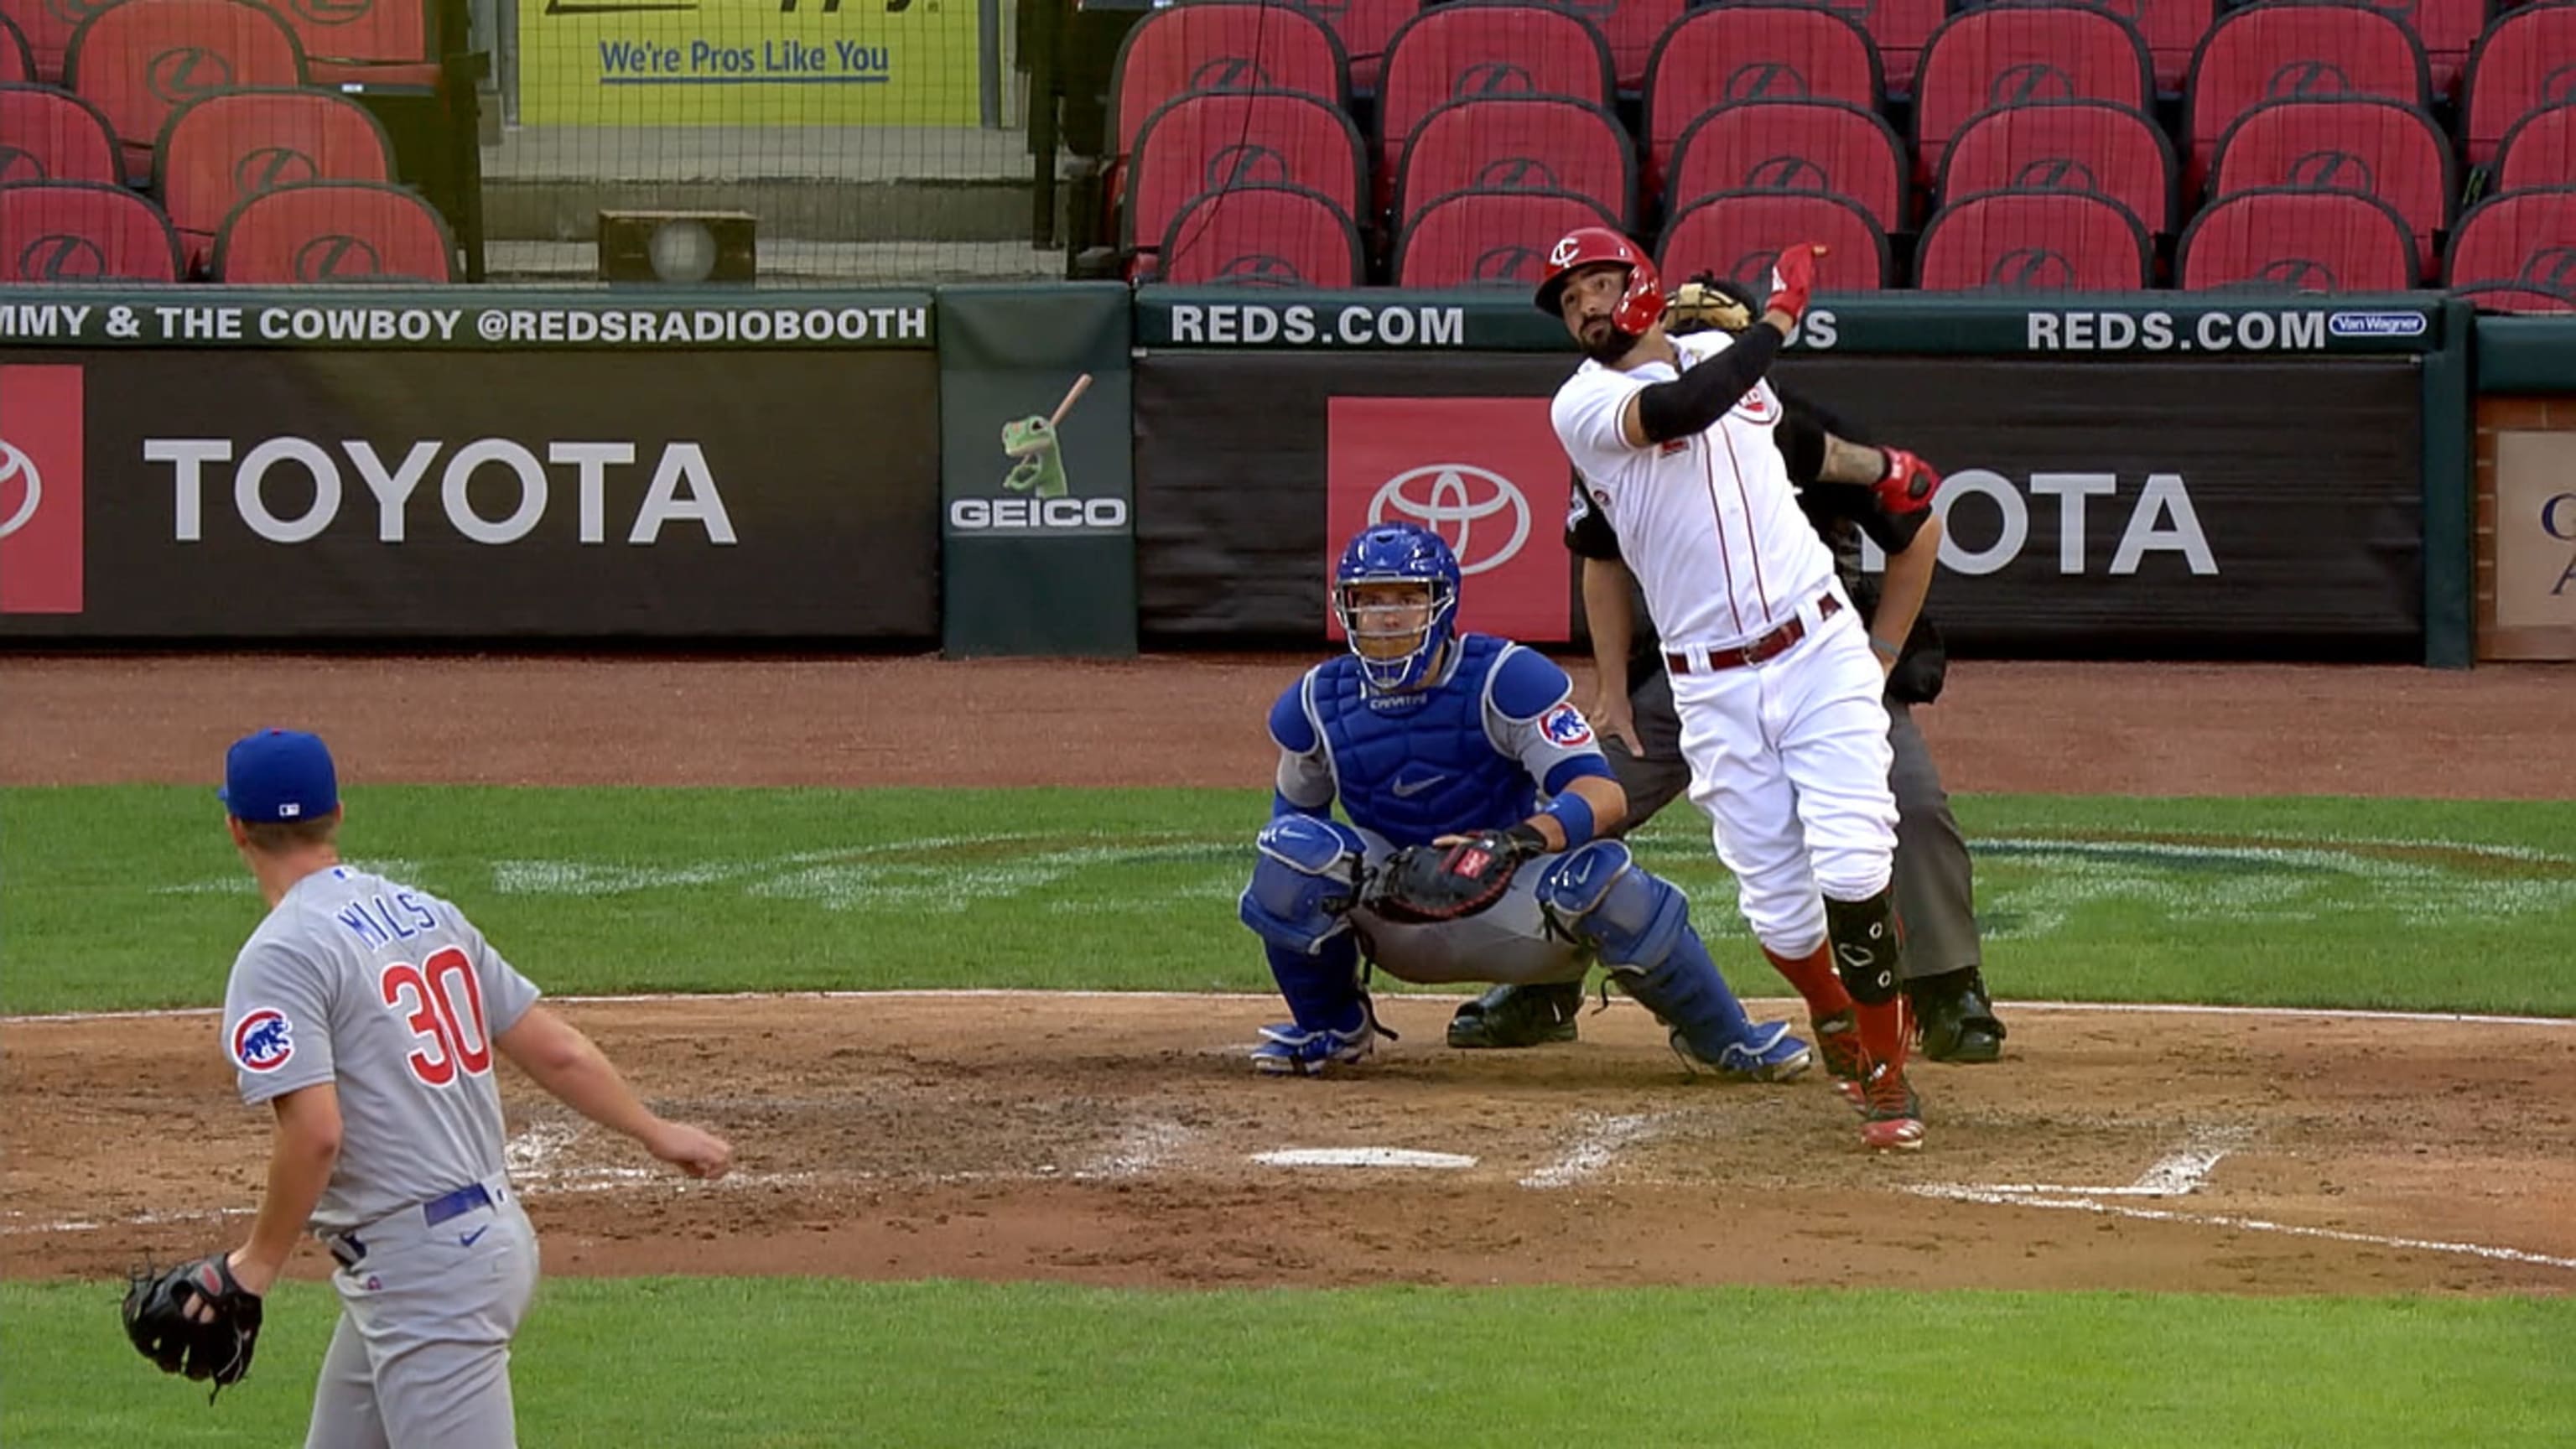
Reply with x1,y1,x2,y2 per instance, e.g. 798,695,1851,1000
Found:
1250,1019,1378,1076
1672,1020,1812,1083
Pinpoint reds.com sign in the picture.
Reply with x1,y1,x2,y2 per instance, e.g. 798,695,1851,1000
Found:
1324,396,1570,643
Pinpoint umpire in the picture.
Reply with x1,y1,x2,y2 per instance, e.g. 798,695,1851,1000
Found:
1452,276,2008,1064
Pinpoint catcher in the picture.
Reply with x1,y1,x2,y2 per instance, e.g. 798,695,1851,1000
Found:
124,727,733,1444
1237,519,1810,1079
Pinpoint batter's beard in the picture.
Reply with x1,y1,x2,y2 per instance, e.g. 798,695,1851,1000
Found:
1580,325,1635,365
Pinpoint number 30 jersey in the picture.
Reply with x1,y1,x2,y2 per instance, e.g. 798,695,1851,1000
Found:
221,865,543,1231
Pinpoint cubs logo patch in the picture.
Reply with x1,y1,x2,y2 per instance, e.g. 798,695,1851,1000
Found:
232,1008,293,1072
1540,703,1596,749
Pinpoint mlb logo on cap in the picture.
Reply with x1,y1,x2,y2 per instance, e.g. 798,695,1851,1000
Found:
221,730,339,823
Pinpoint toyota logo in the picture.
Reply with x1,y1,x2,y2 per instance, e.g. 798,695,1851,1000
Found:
0,440,44,541
1368,464,1531,575
294,234,385,280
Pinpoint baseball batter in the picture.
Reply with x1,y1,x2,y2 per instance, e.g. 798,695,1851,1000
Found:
1536,228,1929,1150
204,729,733,1446
1237,520,1810,1081
1457,275,2007,1067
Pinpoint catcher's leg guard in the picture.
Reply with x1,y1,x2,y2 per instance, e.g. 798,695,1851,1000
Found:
1239,815,1363,956
1537,842,1794,1073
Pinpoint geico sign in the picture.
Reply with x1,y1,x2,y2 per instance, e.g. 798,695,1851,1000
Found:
146,438,737,545
1857,471,2218,577
948,497,1130,530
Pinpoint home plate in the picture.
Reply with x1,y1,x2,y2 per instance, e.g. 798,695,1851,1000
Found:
1250,1148,1479,1170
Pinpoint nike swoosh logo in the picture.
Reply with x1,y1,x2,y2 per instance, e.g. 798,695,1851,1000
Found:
1390,775,1447,798
460,1226,489,1247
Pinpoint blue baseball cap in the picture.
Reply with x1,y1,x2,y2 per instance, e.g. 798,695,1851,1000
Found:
221,730,340,823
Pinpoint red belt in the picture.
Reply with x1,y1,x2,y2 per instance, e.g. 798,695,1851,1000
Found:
1665,594,1841,676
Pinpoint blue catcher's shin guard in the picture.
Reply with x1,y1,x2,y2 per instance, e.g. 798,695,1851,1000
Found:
1539,841,1804,1078
1240,815,1384,1075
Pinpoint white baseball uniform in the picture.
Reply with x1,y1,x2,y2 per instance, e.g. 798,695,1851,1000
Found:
1550,329,1898,955
222,865,544,1449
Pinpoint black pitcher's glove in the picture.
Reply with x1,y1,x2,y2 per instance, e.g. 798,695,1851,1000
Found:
123,1253,263,1400
1363,824,1549,924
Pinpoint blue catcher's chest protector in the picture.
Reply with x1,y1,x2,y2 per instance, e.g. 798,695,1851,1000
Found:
1310,635,1535,848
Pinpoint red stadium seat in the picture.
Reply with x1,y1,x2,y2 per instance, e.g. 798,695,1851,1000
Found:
2208,98,2451,279
2445,185,2576,309
2463,0,2576,166
1803,0,1945,98
1657,188,1892,289
211,179,456,283
1156,182,1365,285
1642,4,1881,204
1667,100,1905,232
1375,3,1613,214
1555,0,1686,94
1107,1,1348,168
2496,102,2576,192
0,179,179,279
2372,0,2490,99
1394,186,1619,287
2179,186,2419,290
267,0,437,87
1912,3,2154,188
1397,96,1635,231
1124,90,1363,274
2185,0,2430,190
1,11,31,80
0,82,121,184
1914,187,2152,289
1938,99,2175,235
153,87,396,274
2090,0,2215,95
1305,0,1417,94
0,0,113,84
63,0,308,184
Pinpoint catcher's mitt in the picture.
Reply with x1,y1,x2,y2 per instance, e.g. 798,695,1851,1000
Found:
1665,273,1756,336
123,1253,263,1400
1363,824,1549,924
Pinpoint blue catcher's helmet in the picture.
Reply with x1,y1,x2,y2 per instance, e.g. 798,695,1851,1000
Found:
1332,521,1462,693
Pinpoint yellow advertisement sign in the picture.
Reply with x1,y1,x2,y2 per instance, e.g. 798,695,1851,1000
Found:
517,0,982,126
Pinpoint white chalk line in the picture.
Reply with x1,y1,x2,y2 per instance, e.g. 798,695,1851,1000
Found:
1519,1112,1668,1190
1954,1124,2257,1198
9,989,2572,1028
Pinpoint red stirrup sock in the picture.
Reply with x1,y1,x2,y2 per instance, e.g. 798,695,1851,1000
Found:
1855,999,1909,1072
1763,944,1853,1019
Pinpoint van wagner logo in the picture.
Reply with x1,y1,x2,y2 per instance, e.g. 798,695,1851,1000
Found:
0,365,85,615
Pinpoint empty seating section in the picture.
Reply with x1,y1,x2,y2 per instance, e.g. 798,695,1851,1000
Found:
1836,0,1947,98
2446,186,2576,311
1125,90,1363,276
1159,183,1365,286
1585,0,1685,94
0,177,179,278
1912,3,2153,187
1659,190,1892,289
2179,186,2419,290
2496,104,2576,194
1373,3,1613,213
1398,96,1635,231
1668,100,1905,233
267,0,436,86
2464,1,2576,166
1394,187,1621,287
1109,2,1348,174
0,82,120,183
0,0,90,83
1311,0,1416,94
2116,0,2216,96
2207,98,2450,279
1937,100,2175,236
155,86,397,272
210,178,454,283
1915,189,2152,289
2184,2,2428,190
63,0,308,184
1644,4,1880,201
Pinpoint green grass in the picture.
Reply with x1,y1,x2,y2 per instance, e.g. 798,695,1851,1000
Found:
6,786,2573,1015
8,1278,2571,1447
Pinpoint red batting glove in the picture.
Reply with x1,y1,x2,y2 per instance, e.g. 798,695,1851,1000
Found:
1874,447,1941,517
1765,243,1826,322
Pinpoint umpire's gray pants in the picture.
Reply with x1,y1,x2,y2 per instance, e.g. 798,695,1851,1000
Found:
308,1176,540,1449
1610,671,1980,980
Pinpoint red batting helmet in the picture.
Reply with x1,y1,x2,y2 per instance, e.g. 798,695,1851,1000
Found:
1533,226,1665,335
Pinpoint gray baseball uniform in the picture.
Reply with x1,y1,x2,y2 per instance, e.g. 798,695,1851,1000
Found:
221,865,544,1449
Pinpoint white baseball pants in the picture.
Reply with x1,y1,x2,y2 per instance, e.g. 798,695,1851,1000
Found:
1669,586,1899,957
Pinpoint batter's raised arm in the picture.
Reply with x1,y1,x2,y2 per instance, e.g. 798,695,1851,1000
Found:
1623,245,1821,448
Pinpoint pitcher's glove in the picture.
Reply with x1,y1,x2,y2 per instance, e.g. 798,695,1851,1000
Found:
1364,824,1550,924
123,1253,263,1400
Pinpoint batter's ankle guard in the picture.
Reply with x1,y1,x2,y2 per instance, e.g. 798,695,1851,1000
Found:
1824,889,1903,1005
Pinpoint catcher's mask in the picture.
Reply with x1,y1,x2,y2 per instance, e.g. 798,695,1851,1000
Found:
1333,521,1462,694
1534,226,1665,354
